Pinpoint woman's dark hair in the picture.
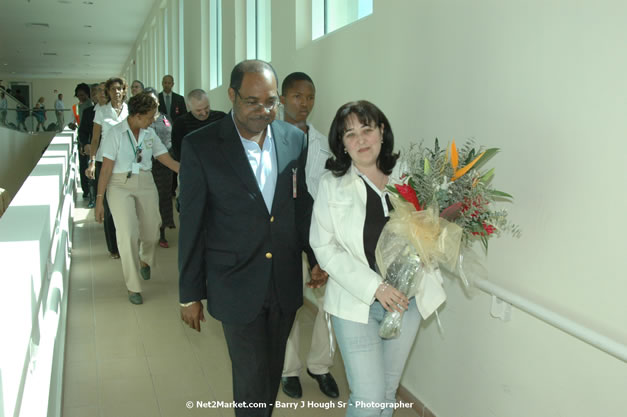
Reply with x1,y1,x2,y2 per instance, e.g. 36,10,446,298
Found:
128,91,158,116
143,87,157,95
325,100,399,177
104,77,128,102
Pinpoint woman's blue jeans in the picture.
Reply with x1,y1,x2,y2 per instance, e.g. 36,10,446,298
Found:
332,299,421,417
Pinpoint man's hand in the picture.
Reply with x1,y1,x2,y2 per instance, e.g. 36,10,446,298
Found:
180,301,205,332
306,264,329,289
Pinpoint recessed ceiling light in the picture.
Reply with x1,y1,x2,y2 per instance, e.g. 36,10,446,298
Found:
58,0,72,4
84,54,91,57
83,1,94,4
83,25,92,28
25,23,50,29
43,52,58,56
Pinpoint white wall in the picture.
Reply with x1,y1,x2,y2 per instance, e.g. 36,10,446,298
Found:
128,1,627,415
0,132,76,417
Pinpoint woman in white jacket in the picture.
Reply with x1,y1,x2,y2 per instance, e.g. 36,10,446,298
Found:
310,101,421,417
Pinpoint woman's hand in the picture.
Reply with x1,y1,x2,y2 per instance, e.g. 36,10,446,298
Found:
375,283,409,313
85,161,96,179
94,197,105,223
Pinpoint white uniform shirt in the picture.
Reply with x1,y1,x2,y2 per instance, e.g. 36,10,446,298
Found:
94,102,129,162
100,119,168,174
232,113,277,212
305,123,331,199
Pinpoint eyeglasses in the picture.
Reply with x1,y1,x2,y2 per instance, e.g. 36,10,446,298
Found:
136,148,143,163
235,89,278,112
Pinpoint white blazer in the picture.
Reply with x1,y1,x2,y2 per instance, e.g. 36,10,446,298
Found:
310,166,383,324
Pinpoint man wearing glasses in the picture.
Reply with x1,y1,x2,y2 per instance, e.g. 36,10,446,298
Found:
178,60,326,417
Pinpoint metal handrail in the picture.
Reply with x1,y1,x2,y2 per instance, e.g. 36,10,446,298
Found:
474,278,627,363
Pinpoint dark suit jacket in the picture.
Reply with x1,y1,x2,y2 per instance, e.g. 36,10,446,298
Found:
77,105,95,147
178,114,316,324
171,110,227,161
158,91,187,121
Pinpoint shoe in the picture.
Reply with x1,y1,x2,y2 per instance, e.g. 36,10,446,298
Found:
307,369,339,398
280,376,302,399
140,264,151,280
87,201,95,209
110,252,120,259
159,239,169,248
128,291,143,305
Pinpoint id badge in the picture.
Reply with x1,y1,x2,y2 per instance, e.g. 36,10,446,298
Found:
132,162,141,174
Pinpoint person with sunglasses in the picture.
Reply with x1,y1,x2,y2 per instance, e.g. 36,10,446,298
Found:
94,92,180,305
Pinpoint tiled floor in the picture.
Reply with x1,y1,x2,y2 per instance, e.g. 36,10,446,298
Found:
62,195,420,417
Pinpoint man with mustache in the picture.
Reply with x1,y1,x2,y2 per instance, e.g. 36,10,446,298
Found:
178,60,325,417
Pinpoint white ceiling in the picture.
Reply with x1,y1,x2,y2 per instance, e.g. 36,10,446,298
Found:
0,0,157,80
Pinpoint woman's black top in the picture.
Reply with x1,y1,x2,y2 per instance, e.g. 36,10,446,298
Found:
362,178,393,273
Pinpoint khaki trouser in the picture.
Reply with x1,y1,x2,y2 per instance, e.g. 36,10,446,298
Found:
55,111,64,130
107,171,160,293
282,255,336,376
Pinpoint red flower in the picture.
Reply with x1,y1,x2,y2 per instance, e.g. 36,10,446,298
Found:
482,223,496,235
441,202,463,221
394,184,422,211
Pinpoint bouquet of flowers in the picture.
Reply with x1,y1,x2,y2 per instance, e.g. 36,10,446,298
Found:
376,139,520,339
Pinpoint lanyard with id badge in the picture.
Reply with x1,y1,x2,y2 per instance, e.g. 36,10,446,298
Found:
126,130,143,179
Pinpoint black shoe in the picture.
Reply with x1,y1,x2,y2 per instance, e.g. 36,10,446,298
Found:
281,376,302,399
307,369,339,398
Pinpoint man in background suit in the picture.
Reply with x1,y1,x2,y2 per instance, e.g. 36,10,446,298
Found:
159,74,187,195
158,74,187,122
178,60,327,417
171,88,226,161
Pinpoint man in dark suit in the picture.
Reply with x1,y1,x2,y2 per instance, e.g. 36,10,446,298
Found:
178,60,327,417
158,74,187,122
171,88,226,161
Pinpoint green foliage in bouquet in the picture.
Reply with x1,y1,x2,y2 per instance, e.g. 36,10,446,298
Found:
389,138,521,251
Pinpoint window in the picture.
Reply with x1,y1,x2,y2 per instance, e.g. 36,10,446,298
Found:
163,7,169,75
210,0,222,89
312,0,373,40
246,0,271,61
178,0,185,94
152,26,158,87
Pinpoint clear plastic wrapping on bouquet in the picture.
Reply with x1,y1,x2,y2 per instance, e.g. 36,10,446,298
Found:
375,231,422,339
375,196,463,339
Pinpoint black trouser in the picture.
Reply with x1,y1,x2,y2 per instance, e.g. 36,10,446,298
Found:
95,161,119,255
171,172,178,196
78,152,92,197
221,278,296,417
